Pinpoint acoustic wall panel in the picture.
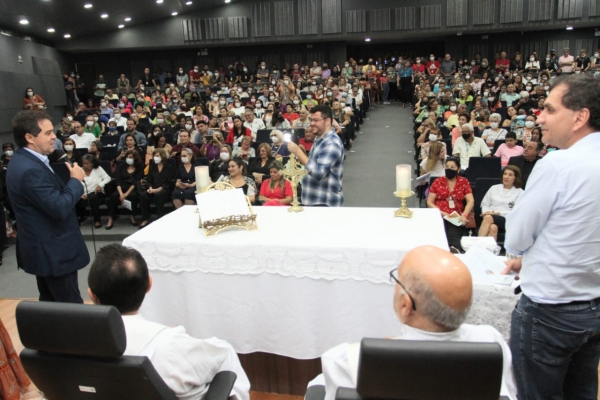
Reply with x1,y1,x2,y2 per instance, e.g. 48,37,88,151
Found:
591,0,600,16
420,5,442,29
306,52,325,65
575,39,595,54
473,0,495,25
322,0,342,34
262,54,280,70
298,0,318,35
182,19,202,42
284,53,304,68
447,0,468,27
494,43,516,57
370,9,391,32
40,76,67,107
173,59,192,72
0,72,40,110
547,40,570,53
500,0,523,23
557,0,584,19
228,17,249,39
346,10,367,33
520,42,545,59
274,1,295,36
528,0,553,21
468,45,489,60
251,3,271,37
204,18,225,40
32,56,62,77
395,7,416,30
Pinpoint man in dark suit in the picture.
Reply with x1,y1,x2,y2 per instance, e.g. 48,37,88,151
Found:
507,140,543,189
6,110,89,303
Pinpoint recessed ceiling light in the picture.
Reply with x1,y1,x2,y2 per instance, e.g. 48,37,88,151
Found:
118,24,125,28
124,17,131,21
47,28,55,33
84,3,92,8
186,1,192,4
156,0,164,3
101,13,108,18
566,25,573,30
171,11,178,15
64,34,71,38
19,19,29,25
365,38,371,42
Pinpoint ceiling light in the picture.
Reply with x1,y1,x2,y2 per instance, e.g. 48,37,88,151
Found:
172,11,178,15
124,17,131,21
101,13,108,18
118,24,125,28
365,38,371,42
64,34,71,38
156,0,164,3
47,27,55,32
84,3,92,8
225,0,231,3
566,25,573,30
186,1,192,4
19,19,29,25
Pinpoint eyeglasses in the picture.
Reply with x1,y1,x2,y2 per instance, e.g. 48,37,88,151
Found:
389,268,417,311
309,118,324,123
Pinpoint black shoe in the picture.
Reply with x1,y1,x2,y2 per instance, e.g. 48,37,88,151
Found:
138,221,150,229
130,218,139,227
105,224,113,230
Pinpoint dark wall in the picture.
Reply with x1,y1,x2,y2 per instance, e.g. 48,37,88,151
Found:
0,34,69,142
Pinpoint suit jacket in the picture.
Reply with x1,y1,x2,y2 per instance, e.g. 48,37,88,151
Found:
6,148,89,277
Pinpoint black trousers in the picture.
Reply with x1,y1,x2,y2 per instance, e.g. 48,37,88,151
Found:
388,81,399,101
443,219,465,252
140,190,169,220
107,190,139,218
36,271,83,303
76,192,105,223
400,77,413,104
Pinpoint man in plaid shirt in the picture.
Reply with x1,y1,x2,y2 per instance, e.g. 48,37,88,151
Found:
288,105,345,207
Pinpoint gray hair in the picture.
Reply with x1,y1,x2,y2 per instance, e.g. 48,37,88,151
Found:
489,113,501,122
406,273,472,330
461,123,474,132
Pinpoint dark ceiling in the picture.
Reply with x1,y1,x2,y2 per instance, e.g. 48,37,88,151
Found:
0,0,229,42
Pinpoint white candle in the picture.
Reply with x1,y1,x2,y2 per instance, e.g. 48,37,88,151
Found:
195,166,210,192
396,164,411,195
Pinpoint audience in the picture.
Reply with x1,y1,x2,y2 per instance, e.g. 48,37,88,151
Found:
209,144,232,182
507,140,542,189
222,157,258,203
258,160,293,206
248,143,275,187
452,123,490,169
172,148,197,209
87,244,250,400
76,154,111,228
139,148,175,229
106,150,144,230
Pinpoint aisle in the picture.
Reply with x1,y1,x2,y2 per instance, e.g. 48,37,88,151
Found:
343,103,418,207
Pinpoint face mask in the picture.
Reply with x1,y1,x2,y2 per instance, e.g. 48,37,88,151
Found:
293,100,300,105
185,124,193,130
173,99,179,103
109,127,116,132
526,86,532,91
428,134,438,142
416,60,421,64
27,91,33,96
179,70,183,74
87,121,94,127
67,116,73,121
490,122,499,129
284,80,290,85
462,133,471,141
93,117,98,122
483,91,489,97
243,68,248,72
235,102,241,108
139,86,145,91
119,103,125,108
126,158,134,165
5,150,13,157
153,156,162,164
114,114,121,120
342,92,348,97
219,100,226,105
450,106,457,112
430,57,434,61
482,62,488,66
487,97,495,103
306,95,312,100
271,136,279,143
458,84,463,89
64,145,74,151
269,96,275,101
525,121,535,128
345,63,349,67
445,168,458,179
544,86,549,90
261,65,266,70
220,152,230,161
465,75,470,79
194,69,199,73
327,92,333,97
256,103,262,108
181,157,189,164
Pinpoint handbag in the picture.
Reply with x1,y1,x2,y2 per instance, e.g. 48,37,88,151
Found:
464,210,476,229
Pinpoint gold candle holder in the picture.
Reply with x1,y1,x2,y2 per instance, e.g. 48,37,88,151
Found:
393,190,414,218
282,154,307,213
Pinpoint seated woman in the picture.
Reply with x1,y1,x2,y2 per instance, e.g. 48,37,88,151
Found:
89,140,109,161
417,121,442,161
427,157,474,251
232,136,256,163
258,161,293,206
76,154,111,228
1,143,14,167
139,148,175,228
106,150,144,229
172,148,196,209
248,143,275,187
226,116,252,148
269,130,291,158
209,144,232,182
419,141,447,179
22,87,46,110
222,157,258,203
478,165,523,241
481,113,507,150
494,131,523,167
116,133,145,162
205,132,224,163
146,132,173,165
266,110,292,129
451,113,470,146
515,114,537,142
62,138,82,165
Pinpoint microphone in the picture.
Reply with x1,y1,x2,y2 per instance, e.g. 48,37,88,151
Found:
48,149,72,165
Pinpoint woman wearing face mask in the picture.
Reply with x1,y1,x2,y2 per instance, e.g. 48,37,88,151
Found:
62,138,83,166
76,154,111,228
22,87,46,110
222,157,257,203
478,165,523,241
268,130,291,158
515,115,537,142
478,58,490,74
524,54,540,72
427,157,474,251
171,148,197,209
106,150,144,229
139,148,175,229
417,119,442,161
230,97,246,116
481,113,507,149
209,145,232,182
253,100,266,118
1,143,15,167
146,132,172,165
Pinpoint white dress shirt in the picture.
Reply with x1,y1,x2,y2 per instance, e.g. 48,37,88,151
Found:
108,115,127,128
243,118,265,138
308,324,517,400
69,132,96,150
82,167,111,195
480,184,523,216
505,132,600,303
452,137,491,169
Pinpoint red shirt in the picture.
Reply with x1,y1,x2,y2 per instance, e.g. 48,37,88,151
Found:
429,176,472,215
226,127,253,144
189,70,202,84
412,64,425,73
426,61,440,75
299,138,314,152
260,179,293,205
495,58,510,73
284,112,299,123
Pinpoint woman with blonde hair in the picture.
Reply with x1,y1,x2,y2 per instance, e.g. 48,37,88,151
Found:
420,141,447,178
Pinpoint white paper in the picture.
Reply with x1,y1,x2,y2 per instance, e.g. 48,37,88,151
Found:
196,188,250,222
443,211,463,226
458,245,515,286
415,172,431,186
122,199,132,211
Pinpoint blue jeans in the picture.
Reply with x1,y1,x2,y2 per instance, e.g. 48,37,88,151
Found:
510,294,600,400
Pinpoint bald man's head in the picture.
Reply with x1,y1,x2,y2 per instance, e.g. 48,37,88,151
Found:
393,246,472,332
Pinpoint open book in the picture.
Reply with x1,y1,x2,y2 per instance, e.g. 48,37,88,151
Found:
443,211,463,226
195,188,251,222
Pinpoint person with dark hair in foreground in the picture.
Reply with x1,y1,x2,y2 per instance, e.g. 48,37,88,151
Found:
503,73,600,399
307,246,516,400
87,244,250,400
6,110,89,303
287,104,345,207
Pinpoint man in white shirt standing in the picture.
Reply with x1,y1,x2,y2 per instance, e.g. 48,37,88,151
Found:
87,244,251,400
503,74,600,399
308,246,517,400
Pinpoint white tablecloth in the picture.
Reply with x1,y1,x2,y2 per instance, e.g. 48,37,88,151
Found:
123,206,517,359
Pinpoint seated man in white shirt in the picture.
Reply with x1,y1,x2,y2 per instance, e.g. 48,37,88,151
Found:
69,123,96,150
308,246,517,400
243,110,265,140
452,123,490,169
87,244,251,400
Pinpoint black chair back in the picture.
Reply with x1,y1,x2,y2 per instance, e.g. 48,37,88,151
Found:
466,157,502,187
473,177,502,229
16,301,177,400
194,157,210,166
74,148,88,160
256,129,273,144
100,135,120,147
441,139,452,157
99,160,112,176
492,140,505,155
